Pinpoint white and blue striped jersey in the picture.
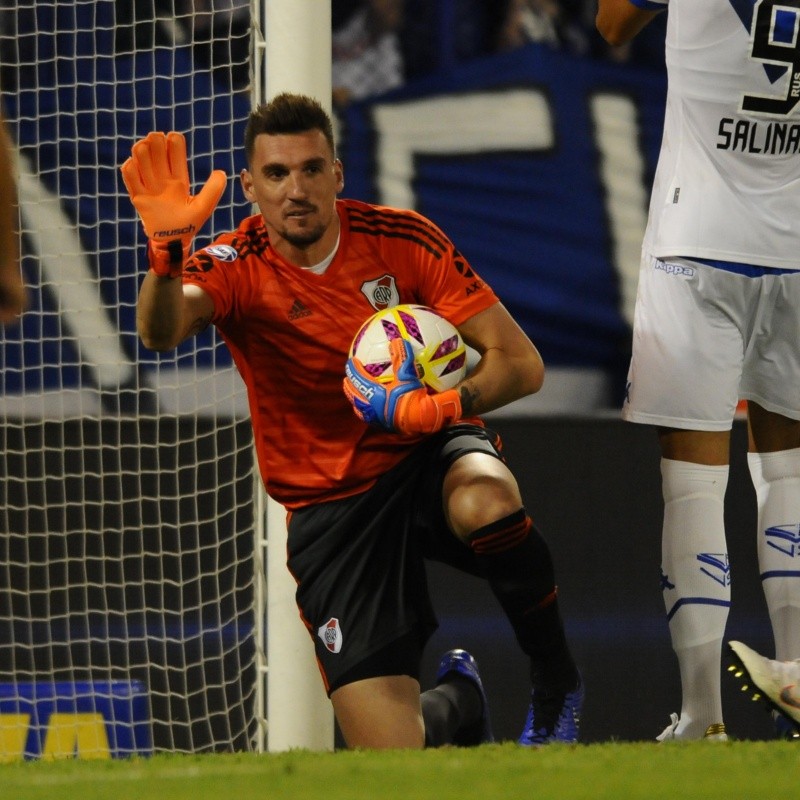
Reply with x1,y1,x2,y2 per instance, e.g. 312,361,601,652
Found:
631,0,800,270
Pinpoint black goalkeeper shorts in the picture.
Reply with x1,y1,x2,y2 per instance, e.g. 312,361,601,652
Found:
286,423,504,695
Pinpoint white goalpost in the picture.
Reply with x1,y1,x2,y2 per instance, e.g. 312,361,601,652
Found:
256,0,335,753
0,0,331,759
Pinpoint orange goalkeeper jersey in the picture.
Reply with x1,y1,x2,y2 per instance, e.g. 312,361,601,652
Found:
182,198,499,509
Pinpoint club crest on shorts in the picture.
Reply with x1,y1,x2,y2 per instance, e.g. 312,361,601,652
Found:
360,274,399,311
318,617,343,654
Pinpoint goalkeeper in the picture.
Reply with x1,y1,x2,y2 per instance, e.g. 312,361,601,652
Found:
122,92,582,749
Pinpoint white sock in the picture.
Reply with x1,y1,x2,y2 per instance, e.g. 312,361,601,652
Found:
748,448,800,661
661,458,730,737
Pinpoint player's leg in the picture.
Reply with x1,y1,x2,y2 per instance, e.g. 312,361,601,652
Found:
746,402,800,663
624,258,745,740
327,636,490,749
331,674,425,749
441,448,582,745
739,271,800,737
421,649,491,747
657,428,731,741
328,637,490,748
287,450,490,750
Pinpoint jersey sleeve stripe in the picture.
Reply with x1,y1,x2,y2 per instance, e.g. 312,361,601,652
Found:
347,207,450,251
348,225,446,258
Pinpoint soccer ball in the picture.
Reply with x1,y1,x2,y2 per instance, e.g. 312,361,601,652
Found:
349,304,467,393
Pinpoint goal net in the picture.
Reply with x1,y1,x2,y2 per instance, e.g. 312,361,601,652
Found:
0,0,260,756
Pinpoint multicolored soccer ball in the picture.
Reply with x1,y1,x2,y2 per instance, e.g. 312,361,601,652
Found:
349,304,467,393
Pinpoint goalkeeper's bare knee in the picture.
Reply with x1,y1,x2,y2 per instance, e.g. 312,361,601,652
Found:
443,453,523,542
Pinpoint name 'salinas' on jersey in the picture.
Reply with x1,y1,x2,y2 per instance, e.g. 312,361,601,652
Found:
717,117,800,155
181,197,498,510
636,0,800,270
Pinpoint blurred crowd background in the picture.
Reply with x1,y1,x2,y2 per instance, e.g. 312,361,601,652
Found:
331,0,668,108
114,1,668,101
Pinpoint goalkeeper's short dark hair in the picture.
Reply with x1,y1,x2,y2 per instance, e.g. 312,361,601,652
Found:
244,93,336,163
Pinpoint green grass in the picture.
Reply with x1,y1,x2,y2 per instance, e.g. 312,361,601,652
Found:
2,741,799,800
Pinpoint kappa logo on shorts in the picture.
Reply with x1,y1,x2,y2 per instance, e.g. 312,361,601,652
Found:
318,617,343,654
655,259,694,278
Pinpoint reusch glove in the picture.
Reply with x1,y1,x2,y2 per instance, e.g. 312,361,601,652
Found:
343,338,462,434
343,338,422,430
121,131,226,278
394,382,462,435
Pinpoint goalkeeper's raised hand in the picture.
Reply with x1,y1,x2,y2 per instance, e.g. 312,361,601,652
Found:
121,132,227,278
343,338,462,435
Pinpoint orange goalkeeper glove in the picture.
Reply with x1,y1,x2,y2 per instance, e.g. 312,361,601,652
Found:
394,382,462,435
344,337,462,435
120,131,227,278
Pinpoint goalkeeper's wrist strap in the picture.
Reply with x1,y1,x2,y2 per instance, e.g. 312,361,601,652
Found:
147,239,189,278
395,387,462,434
431,388,462,427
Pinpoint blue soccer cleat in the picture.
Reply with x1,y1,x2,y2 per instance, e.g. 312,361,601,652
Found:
435,649,494,745
518,675,584,746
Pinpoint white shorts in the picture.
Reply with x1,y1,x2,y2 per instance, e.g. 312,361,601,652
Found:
622,255,800,431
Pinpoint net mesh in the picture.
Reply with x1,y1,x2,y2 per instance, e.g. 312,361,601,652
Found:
0,0,259,755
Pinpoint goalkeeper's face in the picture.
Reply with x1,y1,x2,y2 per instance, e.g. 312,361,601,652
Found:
240,130,344,258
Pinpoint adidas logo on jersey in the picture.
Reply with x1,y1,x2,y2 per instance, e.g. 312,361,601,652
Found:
288,299,312,320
